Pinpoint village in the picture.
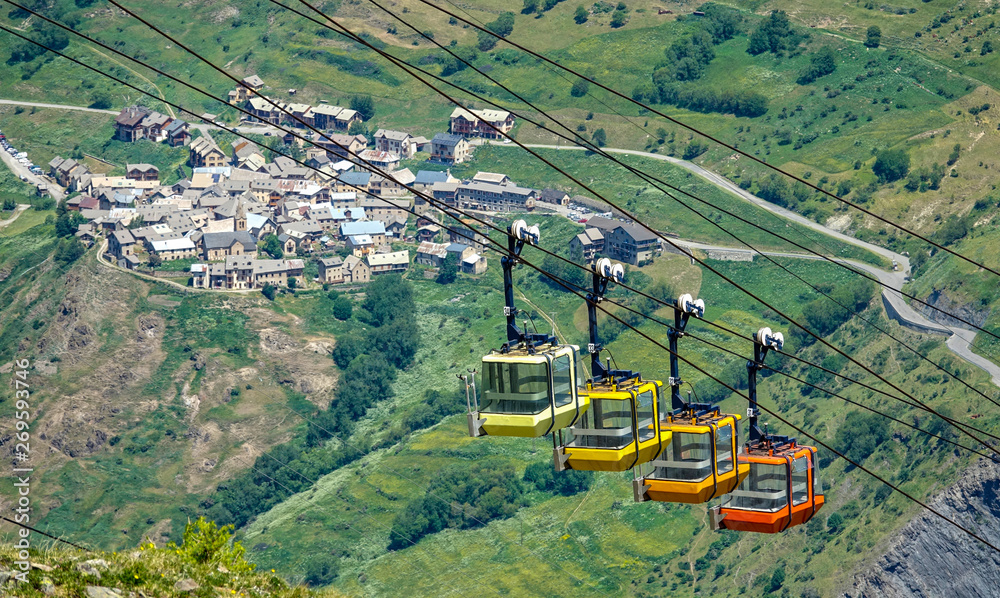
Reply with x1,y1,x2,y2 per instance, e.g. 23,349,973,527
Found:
48,75,662,292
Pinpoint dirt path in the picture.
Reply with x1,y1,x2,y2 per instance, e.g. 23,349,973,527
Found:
81,46,176,118
0,203,30,230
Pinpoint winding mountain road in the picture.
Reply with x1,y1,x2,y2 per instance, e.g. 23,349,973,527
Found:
501,142,1000,386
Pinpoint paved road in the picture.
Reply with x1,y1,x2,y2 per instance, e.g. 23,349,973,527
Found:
674,240,1000,385
0,144,65,201
485,140,1000,385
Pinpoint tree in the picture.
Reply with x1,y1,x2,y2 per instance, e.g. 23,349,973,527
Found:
570,77,590,97
487,12,516,37
574,5,588,23
865,25,882,48
349,95,376,121
260,234,284,259
769,568,785,592
89,91,112,110
826,512,844,533
332,332,365,368
2,198,15,211
287,276,297,289
55,238,85,265
332,295,353,320
610,8,628,28
148,253,162,268
262,283,277,301
436,252,458,284
872,148,910,183
835,411,890,462
477,30,498,51
347,120,366,136
797,47,837,85
592,128,607,147
522,0,538,13
947,143,961,166
361,274,415,326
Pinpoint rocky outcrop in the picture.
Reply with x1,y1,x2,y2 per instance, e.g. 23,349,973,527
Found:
918,289,991,331
843,458,1000,598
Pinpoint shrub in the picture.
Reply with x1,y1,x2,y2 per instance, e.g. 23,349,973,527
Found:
872,148,910,182
304,556,339,586
571,77,591,97
262,283,277,301
168,517,254,573
865,26,882,48
349,95,376,121
574,5,588,23
332,295,353,320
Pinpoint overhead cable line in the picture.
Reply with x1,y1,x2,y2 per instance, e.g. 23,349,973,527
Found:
232,1,1000,455
409,0,1000,281
5,14,993,457
15,0,1000,433
0,515,92,552
0,28,607,589
276,0,1000,410
7,24,997,556
503,249,1000,555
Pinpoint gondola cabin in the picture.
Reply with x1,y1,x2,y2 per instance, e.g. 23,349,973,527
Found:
638,407,749,503
712,441,824,533
555,377,668,472
477,343,588,437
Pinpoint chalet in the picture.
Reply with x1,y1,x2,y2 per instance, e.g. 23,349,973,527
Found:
373,129,416,159
164,119,191,147
318,257,344,284
472,172,510,185
461,252,487,275
108,229,136,259
385,215,407,240
449,107,515,139
540,188,571,206
357,197,410,221
247,96,283,125
432,181,459,207
232,140,265,169
430,133,471,164
342,254,371,284
283,103,315,128
415,241,448,267
150,237,197,261
455,181,536,212
569,228,605,262
355,149,400,172
242,75,265,93
584,216,660,265
335,171,371,194
189,136,226,168
346,234,374,256
140,112,172,142
126,163,159,182
448,220,487,252
315,133,367,160
114,106,151,142
367,250,409,275
48,157,89,187
416,224,441,243
201,231,257,261
340,220,387,245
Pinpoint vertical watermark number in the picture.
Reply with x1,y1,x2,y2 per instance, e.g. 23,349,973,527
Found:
11,358,33,581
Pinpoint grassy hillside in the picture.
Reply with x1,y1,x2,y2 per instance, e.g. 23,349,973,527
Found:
240,249,995,597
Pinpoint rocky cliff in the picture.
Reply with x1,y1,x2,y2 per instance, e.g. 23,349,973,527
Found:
842,458,1000,598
